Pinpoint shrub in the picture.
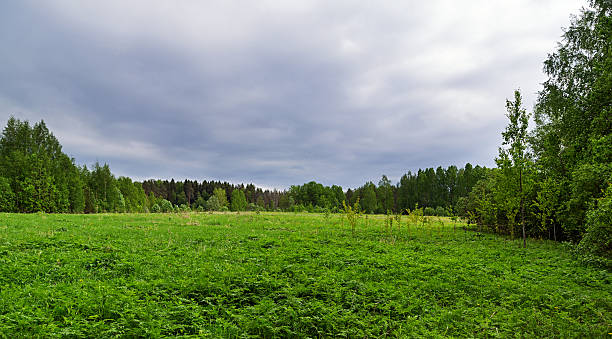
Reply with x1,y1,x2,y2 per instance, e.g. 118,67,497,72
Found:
435,206,447,217
159,199,173,213
577,184,612,268
424,207,436,216
342,199,362,236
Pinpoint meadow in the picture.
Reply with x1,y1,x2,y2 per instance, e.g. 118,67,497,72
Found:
0,212,610,338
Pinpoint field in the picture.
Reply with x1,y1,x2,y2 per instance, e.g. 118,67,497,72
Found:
0,212,610,337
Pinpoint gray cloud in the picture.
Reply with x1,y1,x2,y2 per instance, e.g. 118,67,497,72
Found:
0,0,584,189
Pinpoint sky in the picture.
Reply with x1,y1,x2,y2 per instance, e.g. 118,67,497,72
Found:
0,0,584,190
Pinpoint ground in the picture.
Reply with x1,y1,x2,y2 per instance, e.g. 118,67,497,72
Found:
0,212,610,337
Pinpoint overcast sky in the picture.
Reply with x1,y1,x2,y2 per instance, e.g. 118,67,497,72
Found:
0,0,584,189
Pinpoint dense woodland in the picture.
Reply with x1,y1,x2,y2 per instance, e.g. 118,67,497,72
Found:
0,1,609,262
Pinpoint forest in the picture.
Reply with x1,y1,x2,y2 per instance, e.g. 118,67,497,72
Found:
0,0,610,264
0,117,485,215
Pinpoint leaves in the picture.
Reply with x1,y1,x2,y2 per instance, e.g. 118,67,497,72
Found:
0,212,609,337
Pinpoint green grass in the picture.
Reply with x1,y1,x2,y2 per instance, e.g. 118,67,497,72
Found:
0,212,610,337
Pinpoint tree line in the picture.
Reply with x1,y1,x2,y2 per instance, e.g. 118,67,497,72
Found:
0,118,482,215
457,0,610,263
286,165,487,215
0,118,285,213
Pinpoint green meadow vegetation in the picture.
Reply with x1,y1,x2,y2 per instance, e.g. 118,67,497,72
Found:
0,212,609,337
0,2,610,337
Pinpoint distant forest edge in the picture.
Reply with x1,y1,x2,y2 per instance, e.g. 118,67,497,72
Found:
0,116,486,217
0,1,610,262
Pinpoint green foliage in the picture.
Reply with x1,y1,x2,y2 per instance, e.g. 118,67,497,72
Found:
454,2,610,246
565,162,612,241
0,118,68,213
206,195,221,211
359,182,377,214
194,196,206,210
342,199,362,236
116,177,148,213
377,175,394,213
230,189,248,211
255,196,266,209
408,204,424,227
397,164,488,213
423,207,436,216
531,177,559,240
577,183,612,268
289,181,343,210
434,206,447,217
159,199,173,213
498,89,531,246
277,194,293,210
0,177,15,212
394,211,402,230
531,0,612,241
213,188,228,208
0,212,608,337
384,209,393,236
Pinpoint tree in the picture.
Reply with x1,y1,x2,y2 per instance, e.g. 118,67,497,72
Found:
531,176,559,240
0,117,81,213
206,195,221,211
377,175,394,213
0,177,15,212
360,182,377,214
278,193,292,211
195,196,207,210
67,165,85,213
88,162,120,212
256,195,266,209
183,180,194,205
498,90,531,247
213,188,228,208
577,183,612,267
230,189,248,211
533,0,611,241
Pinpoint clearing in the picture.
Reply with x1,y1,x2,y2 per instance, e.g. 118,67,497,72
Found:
0,212,610,337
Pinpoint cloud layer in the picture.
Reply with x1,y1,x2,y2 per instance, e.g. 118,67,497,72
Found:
0,0,583,189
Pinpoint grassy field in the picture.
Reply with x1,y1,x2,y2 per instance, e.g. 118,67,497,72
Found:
0,212,610,337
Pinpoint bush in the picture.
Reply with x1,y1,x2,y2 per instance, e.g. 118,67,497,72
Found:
160,199,173,213
151,204,160,213
424,207,436,216
435,206,447,217
577,184,612,268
